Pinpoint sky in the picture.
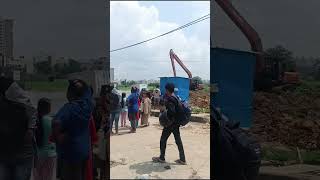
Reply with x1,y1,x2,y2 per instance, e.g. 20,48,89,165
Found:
1,0,319,80
110,1,210,81
0,0,107,59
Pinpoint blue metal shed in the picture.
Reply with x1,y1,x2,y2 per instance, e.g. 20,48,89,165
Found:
159,77,190,102
211,48,256,128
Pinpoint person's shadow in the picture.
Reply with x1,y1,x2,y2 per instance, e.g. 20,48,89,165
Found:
129,161,177,175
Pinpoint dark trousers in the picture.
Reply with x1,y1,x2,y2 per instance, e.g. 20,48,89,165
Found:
160,125,186,162
0,158,33,180
60,159,86,180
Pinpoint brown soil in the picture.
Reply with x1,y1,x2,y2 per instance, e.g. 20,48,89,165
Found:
250,86,320,150
189,91,210,109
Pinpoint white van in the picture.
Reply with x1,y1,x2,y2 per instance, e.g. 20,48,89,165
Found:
138,84,148,91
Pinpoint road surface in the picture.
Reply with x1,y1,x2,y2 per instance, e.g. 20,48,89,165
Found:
110,116,211,179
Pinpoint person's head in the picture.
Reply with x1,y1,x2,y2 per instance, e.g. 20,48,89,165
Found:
122,92,126,98
131,86,137,93
142,92,147,98
0,76,13,96
67,79,88,101
165,83,175,96
37,98,51,117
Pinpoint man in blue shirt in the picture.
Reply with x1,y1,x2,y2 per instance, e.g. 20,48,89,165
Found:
127,87,139,133
52,79,93,180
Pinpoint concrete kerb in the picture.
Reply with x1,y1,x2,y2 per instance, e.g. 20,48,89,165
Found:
150,110,209,123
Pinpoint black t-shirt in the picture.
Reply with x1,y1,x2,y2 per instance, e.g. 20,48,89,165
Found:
163,95,179,124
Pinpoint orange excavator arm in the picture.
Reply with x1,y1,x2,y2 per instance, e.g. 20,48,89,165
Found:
215,0,264,75
169,49,193,80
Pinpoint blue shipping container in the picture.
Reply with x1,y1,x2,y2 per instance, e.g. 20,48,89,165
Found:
159,77,190,102
211,48,256,128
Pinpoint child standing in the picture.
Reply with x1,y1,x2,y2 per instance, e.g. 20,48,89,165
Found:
120,92,128,127
34,98,56,180
141,92,152,127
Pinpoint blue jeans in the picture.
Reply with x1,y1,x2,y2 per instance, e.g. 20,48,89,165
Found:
0,158,33,180
110,111,120,132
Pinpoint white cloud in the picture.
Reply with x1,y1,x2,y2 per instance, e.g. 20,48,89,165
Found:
110,1,210,81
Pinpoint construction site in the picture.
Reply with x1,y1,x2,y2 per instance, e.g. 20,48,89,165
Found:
210,0,320,179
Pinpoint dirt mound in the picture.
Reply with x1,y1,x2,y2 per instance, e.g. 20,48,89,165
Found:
251,85,320,150
189,91,210,109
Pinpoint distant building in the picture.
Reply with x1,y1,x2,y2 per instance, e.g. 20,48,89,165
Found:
0,17,14,61
110,68,114,83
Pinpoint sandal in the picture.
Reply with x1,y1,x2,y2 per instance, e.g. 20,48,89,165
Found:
175,159,187,165
152,157,165,163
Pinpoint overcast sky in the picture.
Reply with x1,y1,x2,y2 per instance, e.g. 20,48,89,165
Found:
213,0,320,58
1,0,319,80
0,0,107,59
110,1,210,81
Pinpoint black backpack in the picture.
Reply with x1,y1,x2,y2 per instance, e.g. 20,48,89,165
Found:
212,106,261,180
0,96,30,154
172,96,191,126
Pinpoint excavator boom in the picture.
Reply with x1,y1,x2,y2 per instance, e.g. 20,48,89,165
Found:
169,49,192,80
215,0,264,74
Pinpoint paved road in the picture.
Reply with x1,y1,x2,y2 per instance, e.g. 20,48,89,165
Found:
110,117,210,179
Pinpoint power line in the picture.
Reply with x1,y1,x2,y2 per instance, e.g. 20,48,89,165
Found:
110,14,210,53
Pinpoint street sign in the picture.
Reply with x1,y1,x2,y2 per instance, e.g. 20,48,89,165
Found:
13,70,20,81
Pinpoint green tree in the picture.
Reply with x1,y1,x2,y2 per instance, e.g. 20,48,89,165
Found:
67,59,81,73
265,45,296,72
34,60,52,74
192,76,203,84
313,59,320,80
128,80,136,86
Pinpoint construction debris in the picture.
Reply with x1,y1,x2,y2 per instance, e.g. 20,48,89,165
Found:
250,84,320,150
189,91,210,109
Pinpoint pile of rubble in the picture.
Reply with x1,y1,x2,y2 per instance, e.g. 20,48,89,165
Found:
251,85,320,150
189,91,210,109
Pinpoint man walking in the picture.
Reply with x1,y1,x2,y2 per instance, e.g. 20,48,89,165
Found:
152,83,186,165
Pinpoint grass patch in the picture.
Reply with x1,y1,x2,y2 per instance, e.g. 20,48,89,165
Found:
117,85,158,92
117,85,131,92
192,107,210,114
302,151,320,165
203,84,210,93
262,146,320,165
262,147,297,162
25,79,68,92
291,80,320,94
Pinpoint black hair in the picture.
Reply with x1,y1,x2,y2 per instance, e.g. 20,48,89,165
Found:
0,77,13,96
131,86,136,93
67,79,88,99
36,98,51,148
165,83,175,93
121,92,126,108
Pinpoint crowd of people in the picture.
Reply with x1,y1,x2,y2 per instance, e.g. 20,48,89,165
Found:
0,77,110,180
109,86,152,135
0,76,189,180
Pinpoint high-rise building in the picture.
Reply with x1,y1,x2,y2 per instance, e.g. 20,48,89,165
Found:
0,17,14,61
